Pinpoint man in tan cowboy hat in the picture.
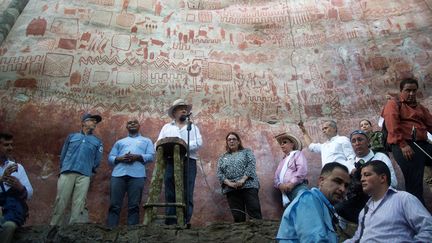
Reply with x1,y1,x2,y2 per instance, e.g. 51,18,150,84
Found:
156,99,203,227
273,132,308,207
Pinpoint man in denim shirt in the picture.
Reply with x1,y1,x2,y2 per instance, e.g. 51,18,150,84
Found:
50,113,103,225
276,162,350,242
107,118,154,227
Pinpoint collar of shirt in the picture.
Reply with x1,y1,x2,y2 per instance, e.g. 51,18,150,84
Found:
0,159,12,168
311,188,335,214
128,133,141,138
169,120,188,130
80,130,93,135
399,94,418,107
355,150,374,163
283,149,299,159
328,135,338,142
0,157,7,166
366,187,397,213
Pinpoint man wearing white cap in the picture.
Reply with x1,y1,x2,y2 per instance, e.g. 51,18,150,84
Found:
50,113,103,225
156,99,203,226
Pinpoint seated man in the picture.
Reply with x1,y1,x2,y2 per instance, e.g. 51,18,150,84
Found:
0,133,33,243
344,160,432,242
276,162,350,242
335,130,398,223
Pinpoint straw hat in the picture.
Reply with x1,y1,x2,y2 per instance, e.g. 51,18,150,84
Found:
274,132,303,150
167,99,192,118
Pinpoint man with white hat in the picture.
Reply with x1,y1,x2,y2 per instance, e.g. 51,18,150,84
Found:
156,99,203,227
50,113,103,225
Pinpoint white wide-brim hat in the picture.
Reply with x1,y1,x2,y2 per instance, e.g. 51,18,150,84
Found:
167,99,192,118
274,132,303,151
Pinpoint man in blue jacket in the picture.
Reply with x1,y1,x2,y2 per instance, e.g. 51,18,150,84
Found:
276,162,350,242
50,113,103,225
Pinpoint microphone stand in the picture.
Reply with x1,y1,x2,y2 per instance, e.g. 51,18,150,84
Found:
185,115,192,226
412,126,432,160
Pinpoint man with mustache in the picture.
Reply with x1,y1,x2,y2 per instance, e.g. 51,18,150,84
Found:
276,162,350,242
381,77,432,203
335,130,397,223
344,160,432,242
156,99,203,227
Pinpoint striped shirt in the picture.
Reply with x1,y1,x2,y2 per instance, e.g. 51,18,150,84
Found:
345,188,432,242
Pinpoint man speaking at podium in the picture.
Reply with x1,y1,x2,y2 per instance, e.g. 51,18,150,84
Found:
156,99,203,227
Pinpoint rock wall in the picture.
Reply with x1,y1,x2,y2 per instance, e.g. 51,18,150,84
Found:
0,0,432,226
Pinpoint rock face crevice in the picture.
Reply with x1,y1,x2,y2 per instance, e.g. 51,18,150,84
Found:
0,0,29,44
13,220,279,243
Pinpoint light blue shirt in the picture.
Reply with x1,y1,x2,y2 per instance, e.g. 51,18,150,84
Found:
108,134,155,178
276,188,338,243
60,131,103,177
345,188,432,243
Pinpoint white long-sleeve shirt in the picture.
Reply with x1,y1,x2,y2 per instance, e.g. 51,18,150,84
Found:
0,160,33,199
309,135,355,169
156,121,203,159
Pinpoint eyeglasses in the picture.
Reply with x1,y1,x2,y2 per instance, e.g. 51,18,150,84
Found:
279,140,292,145
83,118,97,122
227,138,238,141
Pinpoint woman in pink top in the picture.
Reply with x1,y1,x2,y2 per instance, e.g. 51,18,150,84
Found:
274,133,308,207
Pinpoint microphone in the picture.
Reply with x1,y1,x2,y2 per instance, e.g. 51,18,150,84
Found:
412,126,417,142
179,112,192,122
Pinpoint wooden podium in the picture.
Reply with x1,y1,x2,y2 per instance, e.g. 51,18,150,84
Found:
143,137,187,226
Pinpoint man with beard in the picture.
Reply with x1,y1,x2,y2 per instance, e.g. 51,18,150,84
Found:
156,99,203,227
335,130,397,223
276,162,350,242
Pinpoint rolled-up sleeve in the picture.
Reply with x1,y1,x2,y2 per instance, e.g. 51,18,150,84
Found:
141,138,155,164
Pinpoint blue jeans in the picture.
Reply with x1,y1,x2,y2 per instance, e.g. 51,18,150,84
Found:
107,176,145,227
164,157,197,224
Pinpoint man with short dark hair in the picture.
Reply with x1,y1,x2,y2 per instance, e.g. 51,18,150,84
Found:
107,118,154,227
382,77,432,203
299,120,355,170
276,162,350,242
50,113,103,225
344,160,432,242
0,133,33,243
